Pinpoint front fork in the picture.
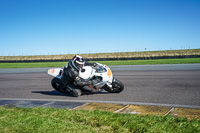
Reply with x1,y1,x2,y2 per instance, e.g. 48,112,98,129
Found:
106,77,115,88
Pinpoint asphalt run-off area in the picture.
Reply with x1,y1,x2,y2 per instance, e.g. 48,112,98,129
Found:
0,64,200,119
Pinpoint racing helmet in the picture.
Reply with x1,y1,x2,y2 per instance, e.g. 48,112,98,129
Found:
71,55,85,70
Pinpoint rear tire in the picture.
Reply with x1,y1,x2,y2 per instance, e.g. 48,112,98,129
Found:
104,78,124,93
51,77,65,93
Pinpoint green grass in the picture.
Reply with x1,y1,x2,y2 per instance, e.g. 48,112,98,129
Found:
0,58,200,68
0,62,66,68
0,107,199,133
97,58,200,66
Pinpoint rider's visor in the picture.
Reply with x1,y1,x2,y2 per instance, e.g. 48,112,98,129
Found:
79,64,84,68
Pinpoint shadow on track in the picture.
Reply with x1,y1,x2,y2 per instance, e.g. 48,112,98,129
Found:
31,90,69,96
31,90,109,97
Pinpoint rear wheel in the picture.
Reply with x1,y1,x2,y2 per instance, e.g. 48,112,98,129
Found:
51,77,65,93
104,78,124,93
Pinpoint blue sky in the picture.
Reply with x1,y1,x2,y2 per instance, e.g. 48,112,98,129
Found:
0,0,199,56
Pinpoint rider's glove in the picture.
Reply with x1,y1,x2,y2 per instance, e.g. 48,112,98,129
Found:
94,63,98,67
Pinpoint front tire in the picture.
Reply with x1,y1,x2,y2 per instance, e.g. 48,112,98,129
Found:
104,78,124,93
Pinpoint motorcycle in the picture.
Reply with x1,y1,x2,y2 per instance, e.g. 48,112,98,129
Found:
47,63,124,96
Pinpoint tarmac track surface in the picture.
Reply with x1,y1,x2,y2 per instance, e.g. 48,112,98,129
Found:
0,64,200,108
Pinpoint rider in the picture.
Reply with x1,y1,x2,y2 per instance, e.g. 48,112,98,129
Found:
61,55,96,97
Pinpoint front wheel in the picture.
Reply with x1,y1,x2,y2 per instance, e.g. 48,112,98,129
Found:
104,78,124,93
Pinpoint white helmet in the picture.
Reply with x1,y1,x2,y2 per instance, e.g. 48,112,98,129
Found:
71,55,85,70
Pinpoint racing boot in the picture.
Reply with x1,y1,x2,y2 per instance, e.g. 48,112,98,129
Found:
66,84,82,97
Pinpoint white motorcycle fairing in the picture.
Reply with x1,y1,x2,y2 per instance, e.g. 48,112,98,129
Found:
48,68,62,79
79,64,113,91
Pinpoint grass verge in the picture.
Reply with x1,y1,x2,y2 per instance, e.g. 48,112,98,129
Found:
1,49,200,61
97,58,200,66
0,58,200,68
0,107,199,133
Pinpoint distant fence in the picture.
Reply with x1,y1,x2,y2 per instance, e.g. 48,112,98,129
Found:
0,55,199,63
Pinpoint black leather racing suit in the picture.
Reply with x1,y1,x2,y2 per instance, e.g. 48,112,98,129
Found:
61,61,96,90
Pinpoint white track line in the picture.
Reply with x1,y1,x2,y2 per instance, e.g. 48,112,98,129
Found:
0,98,200,109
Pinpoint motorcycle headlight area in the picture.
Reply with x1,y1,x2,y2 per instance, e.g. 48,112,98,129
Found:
95,66,107,73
